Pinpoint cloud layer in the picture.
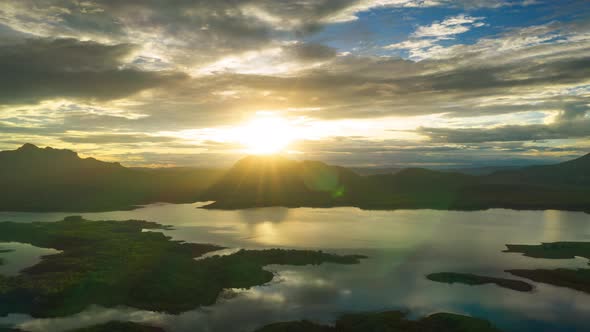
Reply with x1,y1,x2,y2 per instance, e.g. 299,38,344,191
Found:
0,0,588,167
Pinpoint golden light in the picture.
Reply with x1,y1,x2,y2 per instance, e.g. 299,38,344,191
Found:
237,115,296,154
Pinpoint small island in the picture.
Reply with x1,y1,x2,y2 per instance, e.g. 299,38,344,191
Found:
427,272,533,292
0,216,365,318
253,311,503,332
0,249,13,266
504,242,590,261
504,241,590,294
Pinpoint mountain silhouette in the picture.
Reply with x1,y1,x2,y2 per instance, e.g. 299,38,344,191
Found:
202,155,364,208
0,144,588,212
202,153,590,211
0,144,223,211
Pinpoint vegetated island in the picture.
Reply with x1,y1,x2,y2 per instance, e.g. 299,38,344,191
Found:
504,242,590,294
426,272,533,292
0,216,365,317
0,322,164,332
68,322,165,332
1,144,590,213
0,328,21,332
253,311,503,332
2,312,503,332
0,249,14,266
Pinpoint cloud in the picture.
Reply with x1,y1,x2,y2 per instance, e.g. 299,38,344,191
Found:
290,136,581,167
0,1,588,166
0,38,187,104
385,14,486,60
60,134,179,144
420,103,590,143
412,14,485,38
0,1,526,67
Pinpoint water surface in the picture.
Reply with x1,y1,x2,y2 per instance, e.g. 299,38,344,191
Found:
1,204,589,332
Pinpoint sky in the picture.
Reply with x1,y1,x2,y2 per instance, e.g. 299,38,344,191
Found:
0,0,589,168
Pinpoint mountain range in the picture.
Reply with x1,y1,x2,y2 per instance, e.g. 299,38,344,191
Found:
0,144,588,212
0,144,223,211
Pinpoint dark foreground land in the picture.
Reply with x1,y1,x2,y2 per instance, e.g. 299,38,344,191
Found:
0,322,165,332
1,311,504,332
253,311,502,332
67,322,165,332
0,249,13,266
426,272,533,292
0,217,365,317
1,144,589,212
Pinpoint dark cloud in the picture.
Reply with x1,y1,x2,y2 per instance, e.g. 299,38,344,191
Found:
420,103,590,143
284,43,338,62
0,1,588,167
0,38,187,104
291,137,580,167
60,134,178,144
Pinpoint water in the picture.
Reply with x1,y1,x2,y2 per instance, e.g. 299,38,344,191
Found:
1,203,590,332
0,243,60,276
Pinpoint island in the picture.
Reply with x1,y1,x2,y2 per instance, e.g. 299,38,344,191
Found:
504,241,590,294
426,272,533,292
0,249,13,266
0,322,164,332
504,242,590,261
253,311,503,332
68,322,165,332
0,216,365,317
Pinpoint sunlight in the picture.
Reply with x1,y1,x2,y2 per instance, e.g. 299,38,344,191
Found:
236,115,297,154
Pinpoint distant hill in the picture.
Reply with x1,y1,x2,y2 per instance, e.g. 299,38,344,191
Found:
202,153,590,212
353,165,522,176
0,144,588,212
202,155,365,209
0,144,224,211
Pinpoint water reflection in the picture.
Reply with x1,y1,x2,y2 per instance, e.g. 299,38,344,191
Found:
0,242,60,276
1,205,590,331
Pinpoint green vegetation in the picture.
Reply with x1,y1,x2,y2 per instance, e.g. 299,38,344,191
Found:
504,241,590,294
427,272,533,292
2,322,165,332
69,322,165,332
0,248,13,266
504,242,590,261
0,328,21,332
253,311,503,332
0,217,365,317
506,268,590,294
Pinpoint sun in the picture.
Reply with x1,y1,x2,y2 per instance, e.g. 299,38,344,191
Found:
236,115,296,154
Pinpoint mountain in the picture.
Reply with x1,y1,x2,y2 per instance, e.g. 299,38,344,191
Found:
202,153,590,212
0,144,588,212
202,155,366,209
352,165,522,176
0,144,224,211
485,153,590,186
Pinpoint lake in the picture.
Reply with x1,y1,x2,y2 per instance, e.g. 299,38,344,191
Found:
1,203,590,332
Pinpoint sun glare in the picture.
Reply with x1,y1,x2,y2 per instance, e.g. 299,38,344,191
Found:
237,115,296,154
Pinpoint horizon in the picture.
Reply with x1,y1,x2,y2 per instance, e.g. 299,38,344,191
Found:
0,1,588,168
4,142,587,170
